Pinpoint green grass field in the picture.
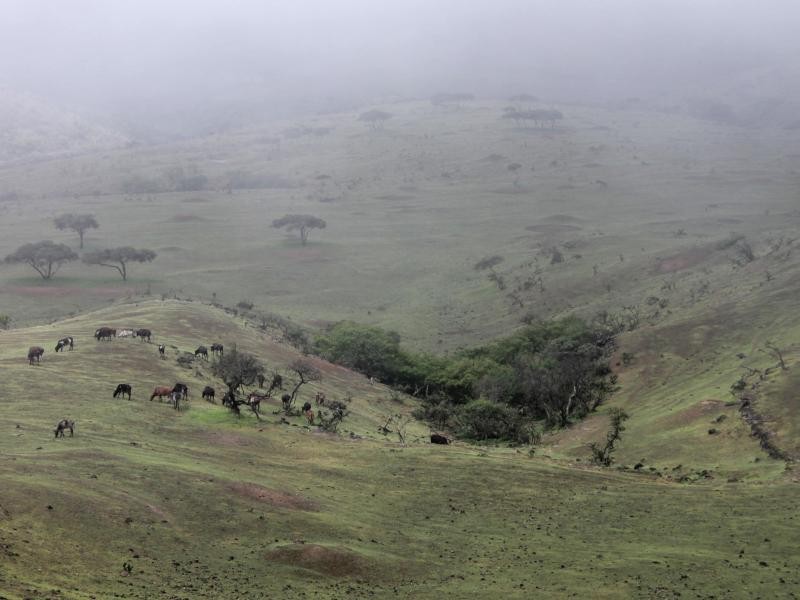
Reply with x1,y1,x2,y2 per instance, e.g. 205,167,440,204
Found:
1,100,799,598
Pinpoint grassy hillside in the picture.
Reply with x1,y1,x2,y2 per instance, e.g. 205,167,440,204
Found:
1,301,798,599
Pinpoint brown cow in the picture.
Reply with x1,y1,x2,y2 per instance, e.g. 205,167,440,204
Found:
150,386,174,401
28,346,44,365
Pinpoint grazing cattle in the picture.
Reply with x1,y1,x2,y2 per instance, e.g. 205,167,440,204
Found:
117,328,135,338
315,391,326,406
54,419,75,438
173,383,189,399
158,344,166,358
267,373,283,395
202,386,215,402
95,327,115,341
55,336,74,352
194,345,209,360
150,386,174,402
210,343,224,356
302,402,315,425
113,383,132,400
246,392,266,415
134,328,151,342
28,346,44,365
430,433,450,445
256,373,266,388
170,391,182,410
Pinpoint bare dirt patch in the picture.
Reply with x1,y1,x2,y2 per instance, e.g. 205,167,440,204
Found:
205,431,252,448
264,543,370,578
526,223,582,234
228,482,317,511
654,247,711,274
661,399,725,428
0,285,128,297
169,214,208,223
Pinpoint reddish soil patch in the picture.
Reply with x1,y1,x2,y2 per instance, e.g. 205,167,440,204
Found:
228,482,318,511
205,432,252,448
525,223,582,234
654,247,710,274
264,544,370,578
0,285,128,297
661,399,725,428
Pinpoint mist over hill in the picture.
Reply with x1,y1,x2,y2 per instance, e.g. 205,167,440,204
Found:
2,0,800,140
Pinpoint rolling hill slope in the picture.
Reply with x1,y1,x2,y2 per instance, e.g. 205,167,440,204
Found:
1,300,799,599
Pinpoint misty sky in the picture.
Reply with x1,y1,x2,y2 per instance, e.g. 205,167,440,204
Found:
2,0,798,131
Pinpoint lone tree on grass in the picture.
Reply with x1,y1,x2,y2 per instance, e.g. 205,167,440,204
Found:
82,247,157,281
272,214,326,246
358,110,392,129
4,241,78,280
54,213,98,249
212,346,264,395
590,408,629,466
285,358,321,412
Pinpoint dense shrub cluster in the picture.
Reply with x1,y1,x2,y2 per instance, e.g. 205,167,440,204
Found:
313,317,616,441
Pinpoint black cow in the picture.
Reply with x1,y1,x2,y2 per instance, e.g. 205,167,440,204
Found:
134,328,151,342
158,344,166,358
173,383,189,399
430,433,450,445
94,327,115,341
54,419,75,438
202,386,215,402
210,343,223,356
113,383,132,400
194,345,208,360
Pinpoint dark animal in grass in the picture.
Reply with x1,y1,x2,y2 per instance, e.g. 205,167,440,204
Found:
222,391,241,415
256,373,266,388
194,345,208,360
173,383,189,398
54,419,75,438
210,343,223,356
268,373,283,394
170,391,182,410
246,392,265,416
430,433,450,445
301,401,315,424
134,328,151,342
158,344,166,358
113,383,132,400
281,393,292,411
55,336,74,352
150,386,175,401
315,391,326,406
202,386,215,402
28,346,44,365
94,327,115,341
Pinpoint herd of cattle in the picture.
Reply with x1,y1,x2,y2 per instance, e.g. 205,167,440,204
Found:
26,326,452,444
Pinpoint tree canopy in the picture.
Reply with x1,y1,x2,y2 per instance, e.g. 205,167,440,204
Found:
4,241,78,280
54,213,99,248
272,214,326,246
82,246,157,280
211,346,264,392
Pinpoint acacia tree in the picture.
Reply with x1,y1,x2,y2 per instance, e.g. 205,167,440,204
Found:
54,213,99,249
82,247,157,281
212,346,264,394
4,241,78,280
272,214,326,246
358,110,392,129
285,358,321,412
